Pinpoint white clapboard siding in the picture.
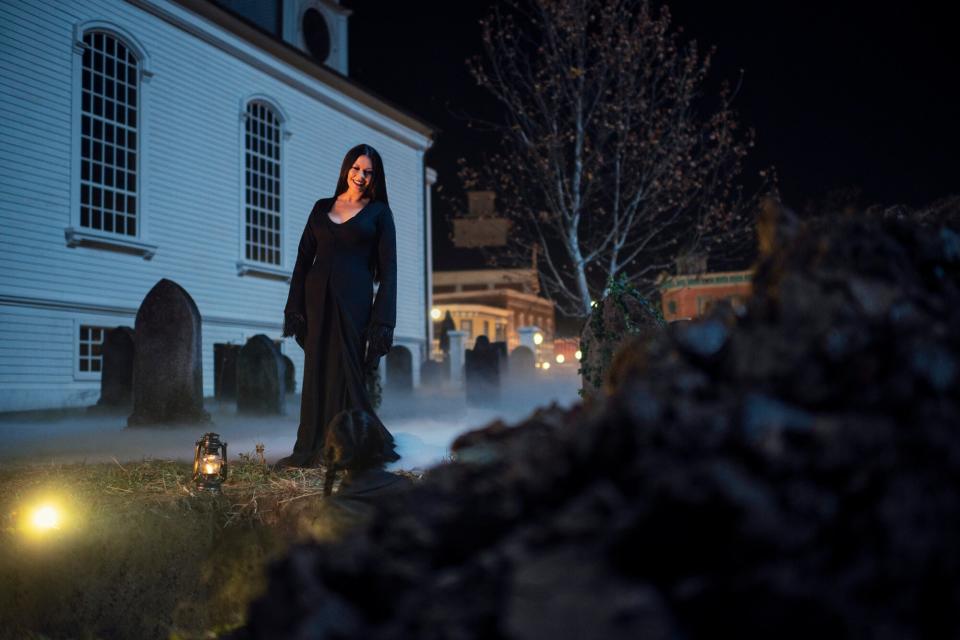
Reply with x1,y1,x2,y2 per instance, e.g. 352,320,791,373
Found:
0,0,430,411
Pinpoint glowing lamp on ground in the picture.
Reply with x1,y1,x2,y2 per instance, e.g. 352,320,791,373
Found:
556,354,565,364
430,307,442,320
533,332,544,345
30,504,61,532
193,432,228,493
541,361,551,370
575,350,582,360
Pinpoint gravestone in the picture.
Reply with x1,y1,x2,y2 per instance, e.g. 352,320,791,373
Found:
385,346,413,394
420,359,444,387
508,345,535,379
237,334,286,414
128,279,210,426
97,326,134,408
214,343,240,400
466,335,504,406
447,330,467,386
281,354,296,394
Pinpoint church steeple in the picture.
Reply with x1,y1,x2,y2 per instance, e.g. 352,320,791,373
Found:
282,0,351,76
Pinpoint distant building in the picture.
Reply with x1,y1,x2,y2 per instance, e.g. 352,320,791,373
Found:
0,0,436,411
451,190,510,248
659,270,753,321
431,268,555,355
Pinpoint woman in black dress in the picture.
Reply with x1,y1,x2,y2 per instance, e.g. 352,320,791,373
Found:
276,144,401,469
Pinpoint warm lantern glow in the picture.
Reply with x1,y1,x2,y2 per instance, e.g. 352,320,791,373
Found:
202,454,222,476
30,504,61,531
541,361,551,370
533,332,544,345
556,354,565,364
575,350,582,360
430,307,442,320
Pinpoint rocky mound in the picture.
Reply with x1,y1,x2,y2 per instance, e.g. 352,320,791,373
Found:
240,213,960,639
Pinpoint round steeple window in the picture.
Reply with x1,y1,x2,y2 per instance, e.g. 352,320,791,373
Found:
302,8,330,63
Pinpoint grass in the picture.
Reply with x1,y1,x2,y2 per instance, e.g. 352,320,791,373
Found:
0,456,418,639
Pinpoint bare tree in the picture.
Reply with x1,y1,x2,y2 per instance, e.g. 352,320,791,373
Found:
459,0,771,317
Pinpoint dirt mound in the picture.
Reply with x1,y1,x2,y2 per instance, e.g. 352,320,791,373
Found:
240,214,960,639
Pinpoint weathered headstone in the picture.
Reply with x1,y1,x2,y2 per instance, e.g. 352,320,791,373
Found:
465,335,504,406
447,330,467,386
237,334,286,414
97,326,134,408
214,343,240,400
385,346,413,394
508,346,535,379
128,279,210,426
281,354,296,394
420,359,444,387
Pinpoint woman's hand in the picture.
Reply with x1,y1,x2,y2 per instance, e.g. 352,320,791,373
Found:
364,323,393,366
283,311,306,348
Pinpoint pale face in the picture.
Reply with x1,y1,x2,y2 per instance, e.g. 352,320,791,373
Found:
347,154,374,198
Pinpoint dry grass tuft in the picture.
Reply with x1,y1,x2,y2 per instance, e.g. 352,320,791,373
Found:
0,456,420,639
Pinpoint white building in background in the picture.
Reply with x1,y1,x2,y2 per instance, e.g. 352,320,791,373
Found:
0,0,436,411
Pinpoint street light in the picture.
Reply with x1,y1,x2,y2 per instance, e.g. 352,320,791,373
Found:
574,350,582,360
430,307,442,320
556,354,565,364
542,361,551,370
533,332,543,345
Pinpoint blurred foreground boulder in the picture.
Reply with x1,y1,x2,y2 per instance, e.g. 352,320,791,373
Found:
241,213,959,639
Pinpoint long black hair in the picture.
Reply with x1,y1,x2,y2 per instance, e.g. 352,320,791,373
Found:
333,143,389,205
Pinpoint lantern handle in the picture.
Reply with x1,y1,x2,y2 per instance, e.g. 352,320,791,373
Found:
192,442,201,479
222,442,229,479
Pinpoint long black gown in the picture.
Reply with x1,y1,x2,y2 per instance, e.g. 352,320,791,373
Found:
282,197,400,467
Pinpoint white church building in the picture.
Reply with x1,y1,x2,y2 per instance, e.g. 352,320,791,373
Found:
0,0,437,411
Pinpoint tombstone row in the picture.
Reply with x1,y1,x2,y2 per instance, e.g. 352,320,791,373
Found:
96,279,294,426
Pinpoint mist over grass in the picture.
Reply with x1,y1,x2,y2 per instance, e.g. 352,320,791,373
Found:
0,369,581,469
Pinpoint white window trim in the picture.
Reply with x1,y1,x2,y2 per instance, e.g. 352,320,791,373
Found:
67,20,156,259
73,316,131,381
236,93,292,280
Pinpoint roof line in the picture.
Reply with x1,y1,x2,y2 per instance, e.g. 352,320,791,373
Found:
128,0,437,146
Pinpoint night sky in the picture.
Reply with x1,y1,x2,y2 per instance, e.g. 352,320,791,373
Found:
339,0,958,269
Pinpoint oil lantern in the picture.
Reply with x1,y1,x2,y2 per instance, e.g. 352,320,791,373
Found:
193,432,228,492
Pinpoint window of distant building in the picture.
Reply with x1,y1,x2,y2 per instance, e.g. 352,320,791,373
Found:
460,319,473,339
79,30,140,237
244,100,283,266
495,323,506,342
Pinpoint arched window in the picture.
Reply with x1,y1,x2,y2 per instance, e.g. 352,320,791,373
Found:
80,30,139,236
244,101,282,265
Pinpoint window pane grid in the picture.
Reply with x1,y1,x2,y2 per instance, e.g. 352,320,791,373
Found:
78,325,106,374
80,31,138,237
244,102,282,266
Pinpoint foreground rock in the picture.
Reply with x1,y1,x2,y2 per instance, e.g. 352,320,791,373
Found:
241,213,960,639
